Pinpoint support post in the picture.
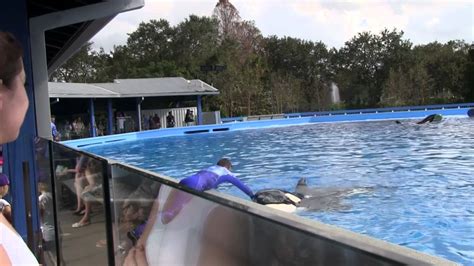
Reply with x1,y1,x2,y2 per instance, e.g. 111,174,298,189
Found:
197,95,203,125
136,97,143,131
107,99,113,135
89,98,96,137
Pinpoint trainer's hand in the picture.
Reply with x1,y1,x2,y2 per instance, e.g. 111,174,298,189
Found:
250,194,257,202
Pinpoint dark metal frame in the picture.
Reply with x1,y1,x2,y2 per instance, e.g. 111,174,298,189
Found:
48,141,61,266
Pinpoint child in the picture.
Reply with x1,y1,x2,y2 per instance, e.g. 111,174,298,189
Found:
0,173,12,224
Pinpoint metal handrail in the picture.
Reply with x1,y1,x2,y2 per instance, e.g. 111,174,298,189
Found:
222,103,474,122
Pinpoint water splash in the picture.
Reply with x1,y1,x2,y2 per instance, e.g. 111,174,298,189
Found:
331,82,340,104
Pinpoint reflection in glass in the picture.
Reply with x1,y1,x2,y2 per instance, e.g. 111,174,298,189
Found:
34,138,59,264
51,143,109,266
111,164,404,266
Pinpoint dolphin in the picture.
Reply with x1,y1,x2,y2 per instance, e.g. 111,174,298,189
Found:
416,114,442,124
297,195,351,211
294,177,372,211
395,114,443,125
295,177,370,198
254,178,372,212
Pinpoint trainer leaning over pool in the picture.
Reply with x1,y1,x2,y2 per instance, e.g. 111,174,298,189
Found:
179,158,254,198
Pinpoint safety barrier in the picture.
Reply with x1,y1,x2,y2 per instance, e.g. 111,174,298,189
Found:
36,139,456,265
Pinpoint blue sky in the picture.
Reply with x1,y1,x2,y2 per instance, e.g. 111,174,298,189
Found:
91,0,473,52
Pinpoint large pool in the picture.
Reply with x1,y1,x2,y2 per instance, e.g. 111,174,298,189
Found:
86,118,474,264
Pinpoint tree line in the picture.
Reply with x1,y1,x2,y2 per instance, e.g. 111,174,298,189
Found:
51,11,473,117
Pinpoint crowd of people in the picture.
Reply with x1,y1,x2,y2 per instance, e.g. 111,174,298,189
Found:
142,109,195,130
50,116,95,141
50,109,196,141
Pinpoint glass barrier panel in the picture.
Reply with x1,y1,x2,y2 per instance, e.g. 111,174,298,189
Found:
110,164,402,266
34,138,58,265
109,165,161,265
51,142,110,266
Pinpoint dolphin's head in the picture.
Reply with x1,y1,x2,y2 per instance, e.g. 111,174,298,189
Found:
297,177,308,187
295,177,309,196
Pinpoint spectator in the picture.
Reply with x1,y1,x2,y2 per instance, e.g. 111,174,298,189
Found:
166,111,175,128
73,155,88,214
71,117,85,137
148,115,154,130
142,115,150,130
38,182,54,249
0,173,12,224
184,109,195,126
51,115,60,141
63,120,72,140
152,114,161,129
75,117,85,135
72,158,103,228
97,122,105,136
117,112,126,133
72,118,78,135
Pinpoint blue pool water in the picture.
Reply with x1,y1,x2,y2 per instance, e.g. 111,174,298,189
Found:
86,118,474,264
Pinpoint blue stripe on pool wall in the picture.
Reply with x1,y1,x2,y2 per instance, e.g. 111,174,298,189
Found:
63,106,472,149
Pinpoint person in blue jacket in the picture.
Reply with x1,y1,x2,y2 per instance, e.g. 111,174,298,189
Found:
127,158,254,242
179,158,254,198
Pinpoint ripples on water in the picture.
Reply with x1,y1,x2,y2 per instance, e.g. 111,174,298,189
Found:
87,118,474,264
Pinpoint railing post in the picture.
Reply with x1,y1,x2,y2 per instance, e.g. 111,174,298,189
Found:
22,161,35,255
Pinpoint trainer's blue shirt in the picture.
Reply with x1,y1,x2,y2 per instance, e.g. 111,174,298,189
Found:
179,165,254,198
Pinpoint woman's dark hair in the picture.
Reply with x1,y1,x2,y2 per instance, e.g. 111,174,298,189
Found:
217,158,232,169
0,32,23,87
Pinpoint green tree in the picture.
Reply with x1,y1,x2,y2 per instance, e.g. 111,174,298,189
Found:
125,19,177,77
380,63,432,106
464,46,474,101
333,29,411,108
171,15,220,79
264,36,331,111
50,42,96,82
268,72,302,113
412,41,469,103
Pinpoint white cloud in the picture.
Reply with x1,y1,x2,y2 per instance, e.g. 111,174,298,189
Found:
91,0,473,52
91,0,216,51
232,0,268,22
289,1,410,46
288,0,472,47
426,17,440,28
